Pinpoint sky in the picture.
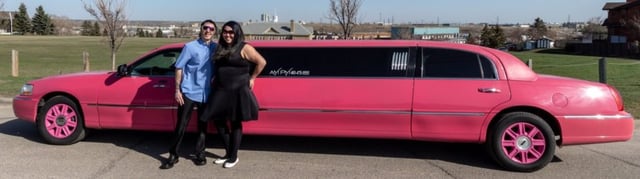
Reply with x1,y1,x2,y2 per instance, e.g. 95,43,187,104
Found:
1,0,618,24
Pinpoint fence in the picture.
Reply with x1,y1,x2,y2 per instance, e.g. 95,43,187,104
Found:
565,40,635,57
527,57,640,84
9,50,91,77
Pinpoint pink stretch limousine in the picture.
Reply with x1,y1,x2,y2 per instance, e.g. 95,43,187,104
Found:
13,40,634,171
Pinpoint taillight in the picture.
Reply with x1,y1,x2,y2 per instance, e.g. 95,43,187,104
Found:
607,85,624,111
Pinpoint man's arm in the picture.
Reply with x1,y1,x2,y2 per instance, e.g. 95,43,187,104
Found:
175,68,184,105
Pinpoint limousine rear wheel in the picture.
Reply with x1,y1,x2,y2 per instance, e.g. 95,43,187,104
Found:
36,96,86,145
487,112,555,172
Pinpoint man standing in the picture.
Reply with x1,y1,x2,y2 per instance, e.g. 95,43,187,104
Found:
160,19,217,169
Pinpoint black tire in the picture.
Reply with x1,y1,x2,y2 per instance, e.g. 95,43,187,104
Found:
486,112,555,172
36,96,86,145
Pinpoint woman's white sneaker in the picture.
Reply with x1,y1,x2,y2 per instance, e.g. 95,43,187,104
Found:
223,158,238,168
214,158,228,165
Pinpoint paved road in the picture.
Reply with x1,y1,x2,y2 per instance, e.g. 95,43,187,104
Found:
1,97,639,178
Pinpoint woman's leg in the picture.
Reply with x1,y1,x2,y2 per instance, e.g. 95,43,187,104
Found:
227,120,243,162
214,119,230,158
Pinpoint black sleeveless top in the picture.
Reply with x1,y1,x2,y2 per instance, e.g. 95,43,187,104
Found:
202,42,259,122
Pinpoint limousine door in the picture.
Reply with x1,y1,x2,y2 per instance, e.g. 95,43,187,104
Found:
98,50,178,131
248,47,415,139
411,48,510,142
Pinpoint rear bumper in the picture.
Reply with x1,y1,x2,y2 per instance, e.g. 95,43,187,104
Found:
13,96,39,123
559,113,635,145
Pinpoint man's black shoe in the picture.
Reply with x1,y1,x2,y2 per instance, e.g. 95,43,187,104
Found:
194,153,207,166
159,155,179,169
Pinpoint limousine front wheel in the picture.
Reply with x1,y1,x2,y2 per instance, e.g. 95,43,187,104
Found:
36,96,86,145
487,112,555,172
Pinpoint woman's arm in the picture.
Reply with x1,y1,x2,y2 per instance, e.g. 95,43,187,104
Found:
242,45,267,89
243,44,266,78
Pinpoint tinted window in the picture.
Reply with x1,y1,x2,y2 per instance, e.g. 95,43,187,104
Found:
130,49,180,76
257,47,409,77
421,48,496,79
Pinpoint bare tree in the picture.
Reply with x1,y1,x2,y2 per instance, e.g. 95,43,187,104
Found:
51,15,75,36
582,17,607,34
621,15,640,37
328,0,362,39
83,0,127,71
391,26,413,39
507,27,527,47
0,0,5,30
528,17,547,40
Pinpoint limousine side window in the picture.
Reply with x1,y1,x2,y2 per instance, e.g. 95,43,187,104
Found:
129,49,180,77
257,47,409,77
421,48,497,79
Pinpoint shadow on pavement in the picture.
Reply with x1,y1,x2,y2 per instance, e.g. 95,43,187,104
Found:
0,118,45,143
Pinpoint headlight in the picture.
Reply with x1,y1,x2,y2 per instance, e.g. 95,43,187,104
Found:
20,84,33,96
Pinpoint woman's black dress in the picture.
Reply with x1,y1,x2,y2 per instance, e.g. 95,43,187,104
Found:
202,43,259,122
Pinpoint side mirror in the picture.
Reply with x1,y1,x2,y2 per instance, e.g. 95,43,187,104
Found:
116,64,129,77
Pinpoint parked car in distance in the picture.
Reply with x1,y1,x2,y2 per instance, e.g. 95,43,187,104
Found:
13,40,634,172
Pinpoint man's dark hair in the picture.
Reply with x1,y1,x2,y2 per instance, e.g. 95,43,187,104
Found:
200,19,217,29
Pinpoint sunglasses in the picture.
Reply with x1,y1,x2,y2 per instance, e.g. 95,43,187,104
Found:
202,26,216,31
222,30,234,34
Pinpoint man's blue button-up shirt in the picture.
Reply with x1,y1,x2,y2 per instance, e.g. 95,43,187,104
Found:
174,39,216,103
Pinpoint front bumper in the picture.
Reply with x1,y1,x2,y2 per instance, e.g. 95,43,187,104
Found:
13,96,39,123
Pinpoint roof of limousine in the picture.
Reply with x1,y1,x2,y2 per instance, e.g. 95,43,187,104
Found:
160,40,484,48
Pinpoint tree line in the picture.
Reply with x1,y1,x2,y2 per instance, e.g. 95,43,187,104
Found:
11,3,54,35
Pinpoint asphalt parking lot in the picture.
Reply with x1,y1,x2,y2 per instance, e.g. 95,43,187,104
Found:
1,97,639,178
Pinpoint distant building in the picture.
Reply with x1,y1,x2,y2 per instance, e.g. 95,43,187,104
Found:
536,37,554,48
391,25,466,43
350,31,391,40
602,0,640,43
242,20,313,40
261,13,279,23
0,11,17,35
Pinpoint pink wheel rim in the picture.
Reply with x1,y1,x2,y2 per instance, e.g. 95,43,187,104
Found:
500,122,546,164
44,104,78,139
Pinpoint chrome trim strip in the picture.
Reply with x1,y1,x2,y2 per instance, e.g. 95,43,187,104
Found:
87,103,177,109
392,52,398,70
146,106,178,110
261,108,484,116
391,51,408,71
13,96,32,101
260,108,411,114
412,112,486,116
401,51,408,70
564,114,633,120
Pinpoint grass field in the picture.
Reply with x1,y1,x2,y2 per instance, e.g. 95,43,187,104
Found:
510,50,640,118
1,36,639,117
0,36,186,97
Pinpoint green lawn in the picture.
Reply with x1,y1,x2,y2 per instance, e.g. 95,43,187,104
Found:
0,36,187,97
511,50,640,118
1,36,638,117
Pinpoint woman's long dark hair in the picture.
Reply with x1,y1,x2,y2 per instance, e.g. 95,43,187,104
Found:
214,21,245,61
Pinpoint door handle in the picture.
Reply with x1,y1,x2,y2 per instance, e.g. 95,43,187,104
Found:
153,80,167,88
478,88,501,93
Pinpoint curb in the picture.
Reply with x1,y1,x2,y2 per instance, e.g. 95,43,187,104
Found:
0,97,14,119
0,97,12,107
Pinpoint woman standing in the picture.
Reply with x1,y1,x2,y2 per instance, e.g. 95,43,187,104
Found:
202,21,266,168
